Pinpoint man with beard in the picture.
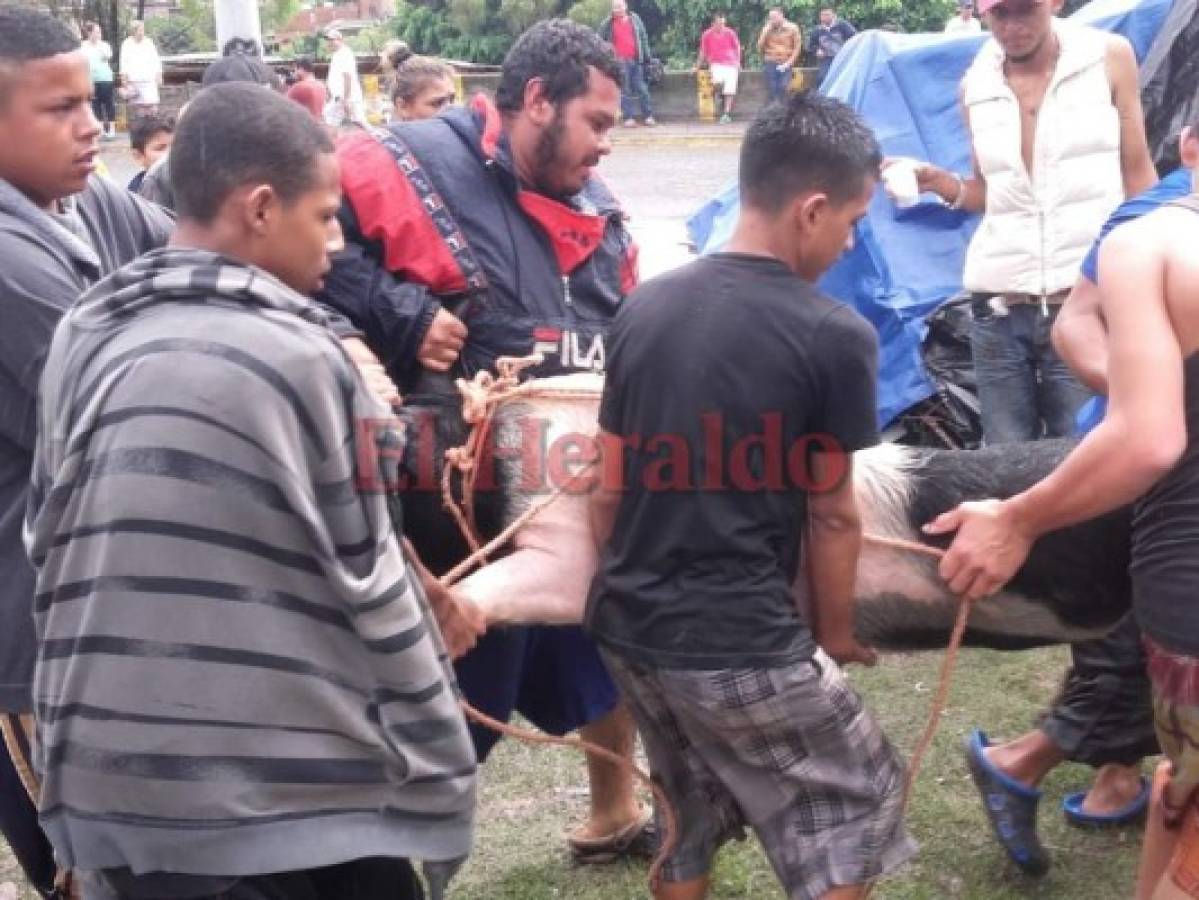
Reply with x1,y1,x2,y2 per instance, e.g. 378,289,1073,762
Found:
318,19,651,863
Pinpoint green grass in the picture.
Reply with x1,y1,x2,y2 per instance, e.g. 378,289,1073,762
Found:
450,646,1142,900
0,647,1143,899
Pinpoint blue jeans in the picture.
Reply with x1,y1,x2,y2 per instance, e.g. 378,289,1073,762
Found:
764,63,792,102
970,299,1092,443
620,59,653,120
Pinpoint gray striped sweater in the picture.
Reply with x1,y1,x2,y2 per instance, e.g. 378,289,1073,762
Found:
25,248,476,877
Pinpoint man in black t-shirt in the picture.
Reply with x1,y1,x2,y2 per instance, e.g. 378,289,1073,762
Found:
586,92,916,899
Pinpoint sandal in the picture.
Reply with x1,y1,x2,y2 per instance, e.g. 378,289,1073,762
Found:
1062,776,1150,828
966,729,1050,876
567,806,658,865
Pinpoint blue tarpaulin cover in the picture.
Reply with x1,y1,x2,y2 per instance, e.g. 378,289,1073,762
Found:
686,0,1175,426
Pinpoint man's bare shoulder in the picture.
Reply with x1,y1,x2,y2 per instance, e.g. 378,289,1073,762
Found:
1102,31,1138,73
1104,200,1199,263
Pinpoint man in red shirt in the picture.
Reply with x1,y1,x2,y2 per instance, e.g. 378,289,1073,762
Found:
696,12,742,124
286,57,327,122
599,0,656,127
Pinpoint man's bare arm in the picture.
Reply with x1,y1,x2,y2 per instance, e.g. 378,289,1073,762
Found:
806,455,876,667
927,219,1187,600
1052,275,1109,393
913,87,987,213
1107,35,1158,197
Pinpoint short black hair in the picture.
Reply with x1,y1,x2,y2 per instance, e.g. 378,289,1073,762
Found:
296,56,316,73
130,112,175,152
495,19,621,115
170,82,334,224
0,6,80,104
739,91,881,214
202,52,278,88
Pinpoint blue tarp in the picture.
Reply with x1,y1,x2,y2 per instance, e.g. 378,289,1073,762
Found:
686,0,1175,427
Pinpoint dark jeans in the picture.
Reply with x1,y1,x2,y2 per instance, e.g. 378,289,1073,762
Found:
91,81,116,126
84,857,424,900
817,57,834,86
1040,613,1159,767
619,59,653,121
970,298,1092,443
764,63,792,102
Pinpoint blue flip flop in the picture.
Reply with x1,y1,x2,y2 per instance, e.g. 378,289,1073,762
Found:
1062,776,1150,828
965,729,1050,877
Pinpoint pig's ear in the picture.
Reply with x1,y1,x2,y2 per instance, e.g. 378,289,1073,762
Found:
922,509,963,535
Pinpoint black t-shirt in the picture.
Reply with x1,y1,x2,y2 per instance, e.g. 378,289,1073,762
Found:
585,253,880,669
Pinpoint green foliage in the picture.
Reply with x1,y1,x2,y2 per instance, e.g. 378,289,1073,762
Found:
146,0,215,54
565,0,610,30
348,24,395,53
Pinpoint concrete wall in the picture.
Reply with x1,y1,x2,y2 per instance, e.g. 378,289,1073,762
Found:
461,67,819,122
134,65,819,130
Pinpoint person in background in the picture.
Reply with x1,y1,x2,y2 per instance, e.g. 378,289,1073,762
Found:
81,21,116,138
287,56,327,122
908,0,1158,876
0,8,173,896
756,6,802,103
945,0,984,35
137,51,280,210
324,28,364,127
599,0,656,127
809,7,856,86
384,42,457,122
696,12,741,124
119,19,162,118
126,112,173,193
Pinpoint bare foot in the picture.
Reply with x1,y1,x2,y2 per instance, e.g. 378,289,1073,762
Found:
983,729,1065,789
1081,763,1145,816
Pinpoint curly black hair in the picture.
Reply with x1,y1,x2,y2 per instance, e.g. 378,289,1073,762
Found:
740,90,882,212
495,19,621,115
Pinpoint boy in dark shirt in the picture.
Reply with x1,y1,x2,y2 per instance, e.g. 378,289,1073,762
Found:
126,111,173,193
586,92,916,899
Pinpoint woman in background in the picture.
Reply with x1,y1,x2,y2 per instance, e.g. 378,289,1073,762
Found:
381,40,457,121
81,22,116,138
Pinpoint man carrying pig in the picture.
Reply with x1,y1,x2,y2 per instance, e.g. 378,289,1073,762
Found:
317,19,651,863
929,112,1199,900
587,92,916,900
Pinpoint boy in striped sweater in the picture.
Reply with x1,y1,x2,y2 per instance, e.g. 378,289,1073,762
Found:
26,82,476,900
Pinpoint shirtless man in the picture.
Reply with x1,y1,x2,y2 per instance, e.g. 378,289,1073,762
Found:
907,0,1158,873
928,114,1199,900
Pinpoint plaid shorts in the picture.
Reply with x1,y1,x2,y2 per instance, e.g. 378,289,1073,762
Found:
603,649,917,899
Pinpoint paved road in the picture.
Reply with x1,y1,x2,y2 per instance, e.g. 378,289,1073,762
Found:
99,137,741,279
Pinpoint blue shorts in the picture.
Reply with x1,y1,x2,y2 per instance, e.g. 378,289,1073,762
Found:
453,625,620,761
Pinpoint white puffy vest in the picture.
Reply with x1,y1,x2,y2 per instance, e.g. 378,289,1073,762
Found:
962,20,1123,296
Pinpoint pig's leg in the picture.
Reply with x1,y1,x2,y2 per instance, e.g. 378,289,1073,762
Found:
455,514,597,626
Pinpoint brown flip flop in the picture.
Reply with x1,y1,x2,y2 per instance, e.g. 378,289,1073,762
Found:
567,806,658,865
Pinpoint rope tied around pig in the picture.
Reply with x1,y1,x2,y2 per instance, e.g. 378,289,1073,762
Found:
433,357,969,890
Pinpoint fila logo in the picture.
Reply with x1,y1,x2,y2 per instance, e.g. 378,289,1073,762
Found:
533,327,606,371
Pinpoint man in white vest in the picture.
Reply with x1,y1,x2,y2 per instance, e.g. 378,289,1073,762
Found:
906,0,1158,877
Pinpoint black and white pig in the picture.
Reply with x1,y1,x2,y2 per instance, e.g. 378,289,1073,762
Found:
395,374,1133,652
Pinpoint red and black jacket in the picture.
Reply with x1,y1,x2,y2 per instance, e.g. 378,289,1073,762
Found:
317,96,639,391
